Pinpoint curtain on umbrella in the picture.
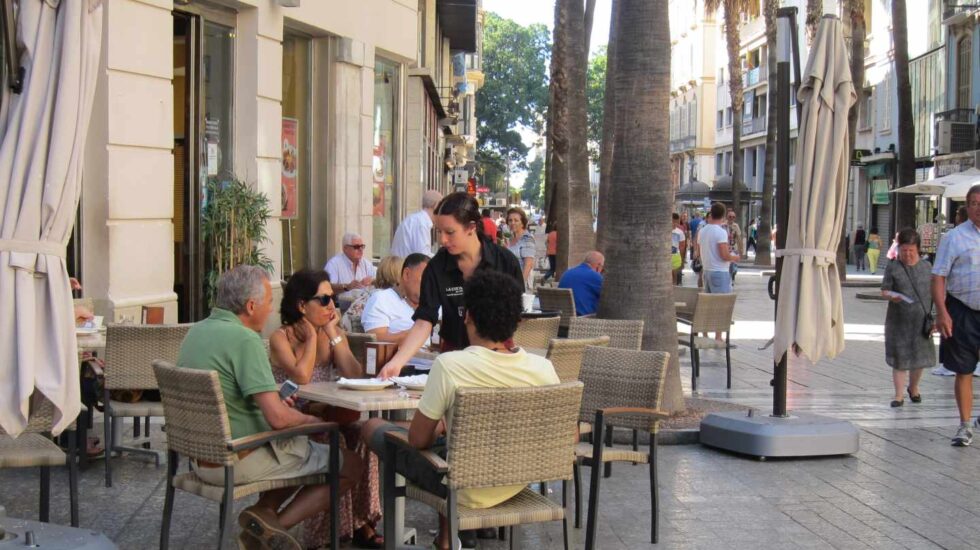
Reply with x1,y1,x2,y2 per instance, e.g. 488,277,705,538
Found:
773,17,855,364
0,0,103,436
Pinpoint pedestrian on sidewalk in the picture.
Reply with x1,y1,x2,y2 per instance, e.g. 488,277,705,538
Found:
932,184,980,447
725,208,744,285
853,223,867,271
866,228,882,274
881,229,934,408
672,213,687,285
544,229,557,281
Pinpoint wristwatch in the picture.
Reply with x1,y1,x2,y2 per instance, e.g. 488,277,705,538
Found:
328,335,343,348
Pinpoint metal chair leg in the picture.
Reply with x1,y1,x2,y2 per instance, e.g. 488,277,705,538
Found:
144,416,152,449
217,466,234,549
573,461,583,528
383,440,397,550
69,428,79,527
726,332,732,389
39,466,50,523
584,418,605,550
562,480,573,550
133,416,140,439
160,450,178,550
650,437,659,544
103,391,112,487
603,428,613,478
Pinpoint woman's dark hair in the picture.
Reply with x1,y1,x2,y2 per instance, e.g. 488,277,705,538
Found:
463,270,523,343
434,192,483,234
280,268,329,325
506,207,529,229
403,253,430,271
896,227,920,250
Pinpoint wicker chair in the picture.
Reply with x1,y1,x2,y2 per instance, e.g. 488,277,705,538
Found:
546,336,610,383
513,316,561,350
536,287,577,335
677,293,737,391
346,332,377,367
673,285,699,323
382,382,584,550
152,360,341,550
102,323,192,487
0,394,79,527
567,318,643,351
574,346,670,548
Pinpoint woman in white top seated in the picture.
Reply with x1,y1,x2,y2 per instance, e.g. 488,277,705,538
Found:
340,256,402,333
361,253,430,346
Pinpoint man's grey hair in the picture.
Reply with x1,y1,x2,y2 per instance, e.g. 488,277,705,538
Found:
215,265,269,314
342,232,363,246
422,190,443,209
584,251,604,266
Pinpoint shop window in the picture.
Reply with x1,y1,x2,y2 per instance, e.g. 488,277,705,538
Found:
717,109,724,129
957,35,972,109
373,58,400,257
281,34,312,276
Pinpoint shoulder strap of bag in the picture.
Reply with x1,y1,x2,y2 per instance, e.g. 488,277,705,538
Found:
900,262,931,317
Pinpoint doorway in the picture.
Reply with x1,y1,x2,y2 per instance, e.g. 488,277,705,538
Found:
172,10,235,322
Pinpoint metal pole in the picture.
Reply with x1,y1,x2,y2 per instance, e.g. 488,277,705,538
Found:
773,60,792,418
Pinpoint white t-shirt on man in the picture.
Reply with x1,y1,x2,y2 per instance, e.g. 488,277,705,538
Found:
671,227,686,254
698,223,730,272
360,288,416,334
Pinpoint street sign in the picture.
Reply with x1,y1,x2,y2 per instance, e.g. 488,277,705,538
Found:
452,169,468,184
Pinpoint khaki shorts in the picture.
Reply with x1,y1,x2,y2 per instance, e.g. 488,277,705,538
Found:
194,436,337,486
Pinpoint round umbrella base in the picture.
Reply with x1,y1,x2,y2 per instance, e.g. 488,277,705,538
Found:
699,410,859,459
0,517,115,549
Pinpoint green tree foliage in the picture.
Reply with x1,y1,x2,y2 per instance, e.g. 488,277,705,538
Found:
476,12,551,169
521,154,545,207
586,47,606,162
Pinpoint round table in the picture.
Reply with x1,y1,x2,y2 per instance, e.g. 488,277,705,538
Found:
520,310,561,319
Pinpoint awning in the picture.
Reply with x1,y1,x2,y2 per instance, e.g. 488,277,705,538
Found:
891,167,980,197
436,0,477,52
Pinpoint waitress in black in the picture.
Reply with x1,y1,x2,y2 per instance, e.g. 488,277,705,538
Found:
378,192,523,379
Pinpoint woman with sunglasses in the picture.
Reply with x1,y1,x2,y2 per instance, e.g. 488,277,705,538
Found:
269,268,384,548
378,192,524,380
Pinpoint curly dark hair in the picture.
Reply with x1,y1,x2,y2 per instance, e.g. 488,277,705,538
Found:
463,270,523,343
506,207,529,229
280,269,329,325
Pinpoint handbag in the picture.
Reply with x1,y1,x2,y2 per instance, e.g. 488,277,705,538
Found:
900,263,934,339
692,257,703,273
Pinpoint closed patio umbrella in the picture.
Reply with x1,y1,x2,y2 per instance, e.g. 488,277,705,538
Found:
0,0,103,436
773,17,855,364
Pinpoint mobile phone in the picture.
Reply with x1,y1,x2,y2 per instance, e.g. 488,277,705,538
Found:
279,380,300,400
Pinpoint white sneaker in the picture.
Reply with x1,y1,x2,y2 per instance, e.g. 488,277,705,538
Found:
931,365,956,377
952,423,974,447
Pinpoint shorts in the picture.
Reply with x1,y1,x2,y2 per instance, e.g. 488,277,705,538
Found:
194,435,336,486
704,270,732,294
942,295,980,375
368,423,447,498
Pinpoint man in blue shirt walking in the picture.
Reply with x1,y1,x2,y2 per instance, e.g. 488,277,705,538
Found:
558,251,604,316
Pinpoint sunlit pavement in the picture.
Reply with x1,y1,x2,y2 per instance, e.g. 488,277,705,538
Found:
3,261,979,549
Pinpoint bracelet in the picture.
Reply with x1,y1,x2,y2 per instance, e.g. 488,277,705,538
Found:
328,335,343,347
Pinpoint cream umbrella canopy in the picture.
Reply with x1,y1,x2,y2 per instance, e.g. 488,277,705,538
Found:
773,17,855,364
0,0,103,436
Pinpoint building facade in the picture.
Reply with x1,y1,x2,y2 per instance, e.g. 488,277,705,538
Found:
75,0,477,327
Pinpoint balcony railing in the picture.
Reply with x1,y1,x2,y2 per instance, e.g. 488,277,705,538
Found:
742,116,767,136
669,135,696,153
935,108,975,123
744,66,768,87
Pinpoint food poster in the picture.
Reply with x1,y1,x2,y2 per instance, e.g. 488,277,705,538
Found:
281,117,299,219
372,139,386,217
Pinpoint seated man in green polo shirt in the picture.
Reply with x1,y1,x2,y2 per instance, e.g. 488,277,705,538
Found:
177,265,363,550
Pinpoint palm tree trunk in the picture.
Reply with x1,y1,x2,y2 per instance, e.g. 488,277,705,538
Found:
548,0,571,266
564,0,597,271
756,0,778,266
891,0,916,230
721,3,745,233
597,0,682,412
805,0,822,44
595,0,619,254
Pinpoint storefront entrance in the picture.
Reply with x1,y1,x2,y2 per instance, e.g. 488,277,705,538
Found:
173,10,235,322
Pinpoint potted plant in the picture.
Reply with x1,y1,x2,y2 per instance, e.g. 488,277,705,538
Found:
201,176,274,307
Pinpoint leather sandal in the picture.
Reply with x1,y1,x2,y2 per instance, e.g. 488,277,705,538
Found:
890,399,904,408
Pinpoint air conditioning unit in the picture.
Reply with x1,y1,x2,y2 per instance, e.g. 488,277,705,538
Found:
494,198,506,206
935,120,976,155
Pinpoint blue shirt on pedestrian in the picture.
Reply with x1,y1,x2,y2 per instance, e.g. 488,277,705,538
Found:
558,263,603,316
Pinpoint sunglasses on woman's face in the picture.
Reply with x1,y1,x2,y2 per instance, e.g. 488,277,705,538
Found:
309,294,337,307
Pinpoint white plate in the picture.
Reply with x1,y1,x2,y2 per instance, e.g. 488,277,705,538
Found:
337,379,394,391
75,327,100,335
391,374,428,391
406,358,433,372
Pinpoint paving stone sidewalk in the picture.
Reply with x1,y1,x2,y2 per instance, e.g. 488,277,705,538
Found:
3,265,978,549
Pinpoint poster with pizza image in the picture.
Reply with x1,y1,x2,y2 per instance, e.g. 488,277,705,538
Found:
281,117,299,219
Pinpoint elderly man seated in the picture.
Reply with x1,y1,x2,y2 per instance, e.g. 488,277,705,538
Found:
558,250,604,316
324,232,376,292
177,265,363,550
361,270,559,550
361,253,430,346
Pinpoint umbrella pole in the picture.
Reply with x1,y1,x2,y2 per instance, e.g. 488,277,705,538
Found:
772,58,792,418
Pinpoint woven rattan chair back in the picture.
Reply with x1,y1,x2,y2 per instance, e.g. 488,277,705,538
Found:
690,293,737,334
567,318,644,350
446,382,583,491
152,360,234,465
513,316,561,349
103,324,192,390
346,332,376,367
546,336,610,383
673,286,699,319
578,346,669,432
536,287,576,327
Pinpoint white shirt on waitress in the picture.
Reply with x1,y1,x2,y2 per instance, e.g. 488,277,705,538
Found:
698,223,731,273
